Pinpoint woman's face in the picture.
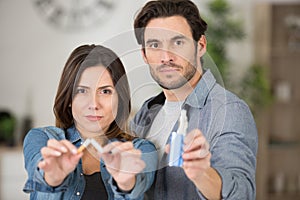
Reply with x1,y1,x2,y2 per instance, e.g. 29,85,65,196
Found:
72,66,118,138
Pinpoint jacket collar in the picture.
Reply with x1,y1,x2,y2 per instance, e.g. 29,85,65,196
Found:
147,69,216,109
66,125,82,144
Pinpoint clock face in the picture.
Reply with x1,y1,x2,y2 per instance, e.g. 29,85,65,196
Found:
32,0,116,31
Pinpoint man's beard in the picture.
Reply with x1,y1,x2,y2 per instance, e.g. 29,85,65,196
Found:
150,61,197,90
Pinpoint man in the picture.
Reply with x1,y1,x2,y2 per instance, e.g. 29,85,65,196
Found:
130,0,258,199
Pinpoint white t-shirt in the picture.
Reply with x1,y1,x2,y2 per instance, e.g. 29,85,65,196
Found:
147,100,183,160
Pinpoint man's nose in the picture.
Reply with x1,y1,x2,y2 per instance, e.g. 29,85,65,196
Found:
160,49,175,64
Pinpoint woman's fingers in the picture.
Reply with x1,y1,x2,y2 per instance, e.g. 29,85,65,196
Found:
60,140,78,154
41,139,78,158
102,141,134,154
101,141,145,174
40,146,62,158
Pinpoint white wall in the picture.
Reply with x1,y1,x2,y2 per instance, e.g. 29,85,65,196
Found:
0,0,259,142
0,0,152,140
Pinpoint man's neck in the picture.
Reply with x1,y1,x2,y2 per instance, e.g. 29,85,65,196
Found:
164,70,202,101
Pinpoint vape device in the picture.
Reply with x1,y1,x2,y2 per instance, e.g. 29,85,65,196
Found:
169,109,188,167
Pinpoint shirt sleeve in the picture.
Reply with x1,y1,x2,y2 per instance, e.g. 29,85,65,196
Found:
109,138,158,199
209,101,258,199
22,128,72,193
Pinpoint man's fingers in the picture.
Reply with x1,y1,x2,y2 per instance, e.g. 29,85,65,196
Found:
184,129,202,144
182,148,210,160
183,129,209,153
183,152,211,168
165,144,170,154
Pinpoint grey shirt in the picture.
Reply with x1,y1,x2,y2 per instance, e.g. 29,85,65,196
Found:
130,70,258,199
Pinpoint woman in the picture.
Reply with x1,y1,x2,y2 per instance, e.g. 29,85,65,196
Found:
23,44,157,200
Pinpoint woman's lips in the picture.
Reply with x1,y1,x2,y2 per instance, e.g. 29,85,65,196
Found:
86,115,103,121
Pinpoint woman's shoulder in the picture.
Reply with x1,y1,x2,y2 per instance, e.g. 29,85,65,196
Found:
26,126,67,140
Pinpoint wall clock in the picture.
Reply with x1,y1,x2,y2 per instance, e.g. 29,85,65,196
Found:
32,0,116,31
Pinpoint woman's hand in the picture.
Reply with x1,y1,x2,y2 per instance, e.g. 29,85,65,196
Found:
101,141,146,191
38,139,82,187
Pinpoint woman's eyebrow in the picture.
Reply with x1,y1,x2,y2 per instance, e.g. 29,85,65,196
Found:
97,85,114,90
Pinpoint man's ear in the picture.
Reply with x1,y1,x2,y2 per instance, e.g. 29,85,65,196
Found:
141,49,149,64
197,35,207,56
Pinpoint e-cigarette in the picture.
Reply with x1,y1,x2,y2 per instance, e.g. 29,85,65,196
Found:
169,109,188,167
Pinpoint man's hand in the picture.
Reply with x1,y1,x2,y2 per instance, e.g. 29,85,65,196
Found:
182,129,210,181
182,129,221,199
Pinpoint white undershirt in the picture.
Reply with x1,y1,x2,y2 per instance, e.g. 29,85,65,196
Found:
147,100,184,160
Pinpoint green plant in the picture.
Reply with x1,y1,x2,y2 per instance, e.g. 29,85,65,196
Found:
205,0,273,116
238,64,273,116
0,111,16,146
205,0,244,87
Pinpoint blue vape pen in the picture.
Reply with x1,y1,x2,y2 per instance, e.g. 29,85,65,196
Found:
169,109,188,167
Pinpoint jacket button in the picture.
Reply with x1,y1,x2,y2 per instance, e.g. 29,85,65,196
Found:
76,192,80,196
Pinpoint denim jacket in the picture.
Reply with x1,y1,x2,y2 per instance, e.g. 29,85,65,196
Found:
23,126,158,200
130,70,258,199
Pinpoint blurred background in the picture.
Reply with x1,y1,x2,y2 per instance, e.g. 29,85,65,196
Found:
0,0,299,199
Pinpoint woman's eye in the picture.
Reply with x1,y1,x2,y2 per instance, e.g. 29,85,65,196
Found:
75,88,86,94
100,89,112,94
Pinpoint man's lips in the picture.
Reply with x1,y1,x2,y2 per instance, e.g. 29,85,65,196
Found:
86,115,103,121
158,64,182,72
159,67,179,72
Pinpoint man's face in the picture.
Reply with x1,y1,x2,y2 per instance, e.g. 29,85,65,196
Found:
143,16,201,90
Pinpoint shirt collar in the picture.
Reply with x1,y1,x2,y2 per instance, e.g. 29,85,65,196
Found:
147,69,216,109
185,69,216,108
66,125,82,144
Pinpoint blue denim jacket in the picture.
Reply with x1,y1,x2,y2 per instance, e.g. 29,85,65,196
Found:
130,70,258,199
23,126,158,200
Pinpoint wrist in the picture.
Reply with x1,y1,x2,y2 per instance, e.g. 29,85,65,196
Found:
114,177,136,192
44,172,65,187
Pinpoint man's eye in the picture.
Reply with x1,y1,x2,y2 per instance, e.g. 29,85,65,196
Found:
149,42,159,48
175,40,184,46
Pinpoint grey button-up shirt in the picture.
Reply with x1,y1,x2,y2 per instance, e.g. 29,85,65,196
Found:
130,69,258,199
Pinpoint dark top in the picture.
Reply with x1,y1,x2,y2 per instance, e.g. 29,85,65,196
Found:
81,172,108,200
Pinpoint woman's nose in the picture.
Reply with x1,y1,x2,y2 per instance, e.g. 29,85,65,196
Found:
88,94,99,110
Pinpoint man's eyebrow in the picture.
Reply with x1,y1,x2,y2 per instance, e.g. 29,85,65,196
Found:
145,39,160,45
146,35,188,43
171,35,188,41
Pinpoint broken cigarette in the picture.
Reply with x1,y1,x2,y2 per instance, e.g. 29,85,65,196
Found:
90,138,104,153
77,139,91,153
77,138,104,154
